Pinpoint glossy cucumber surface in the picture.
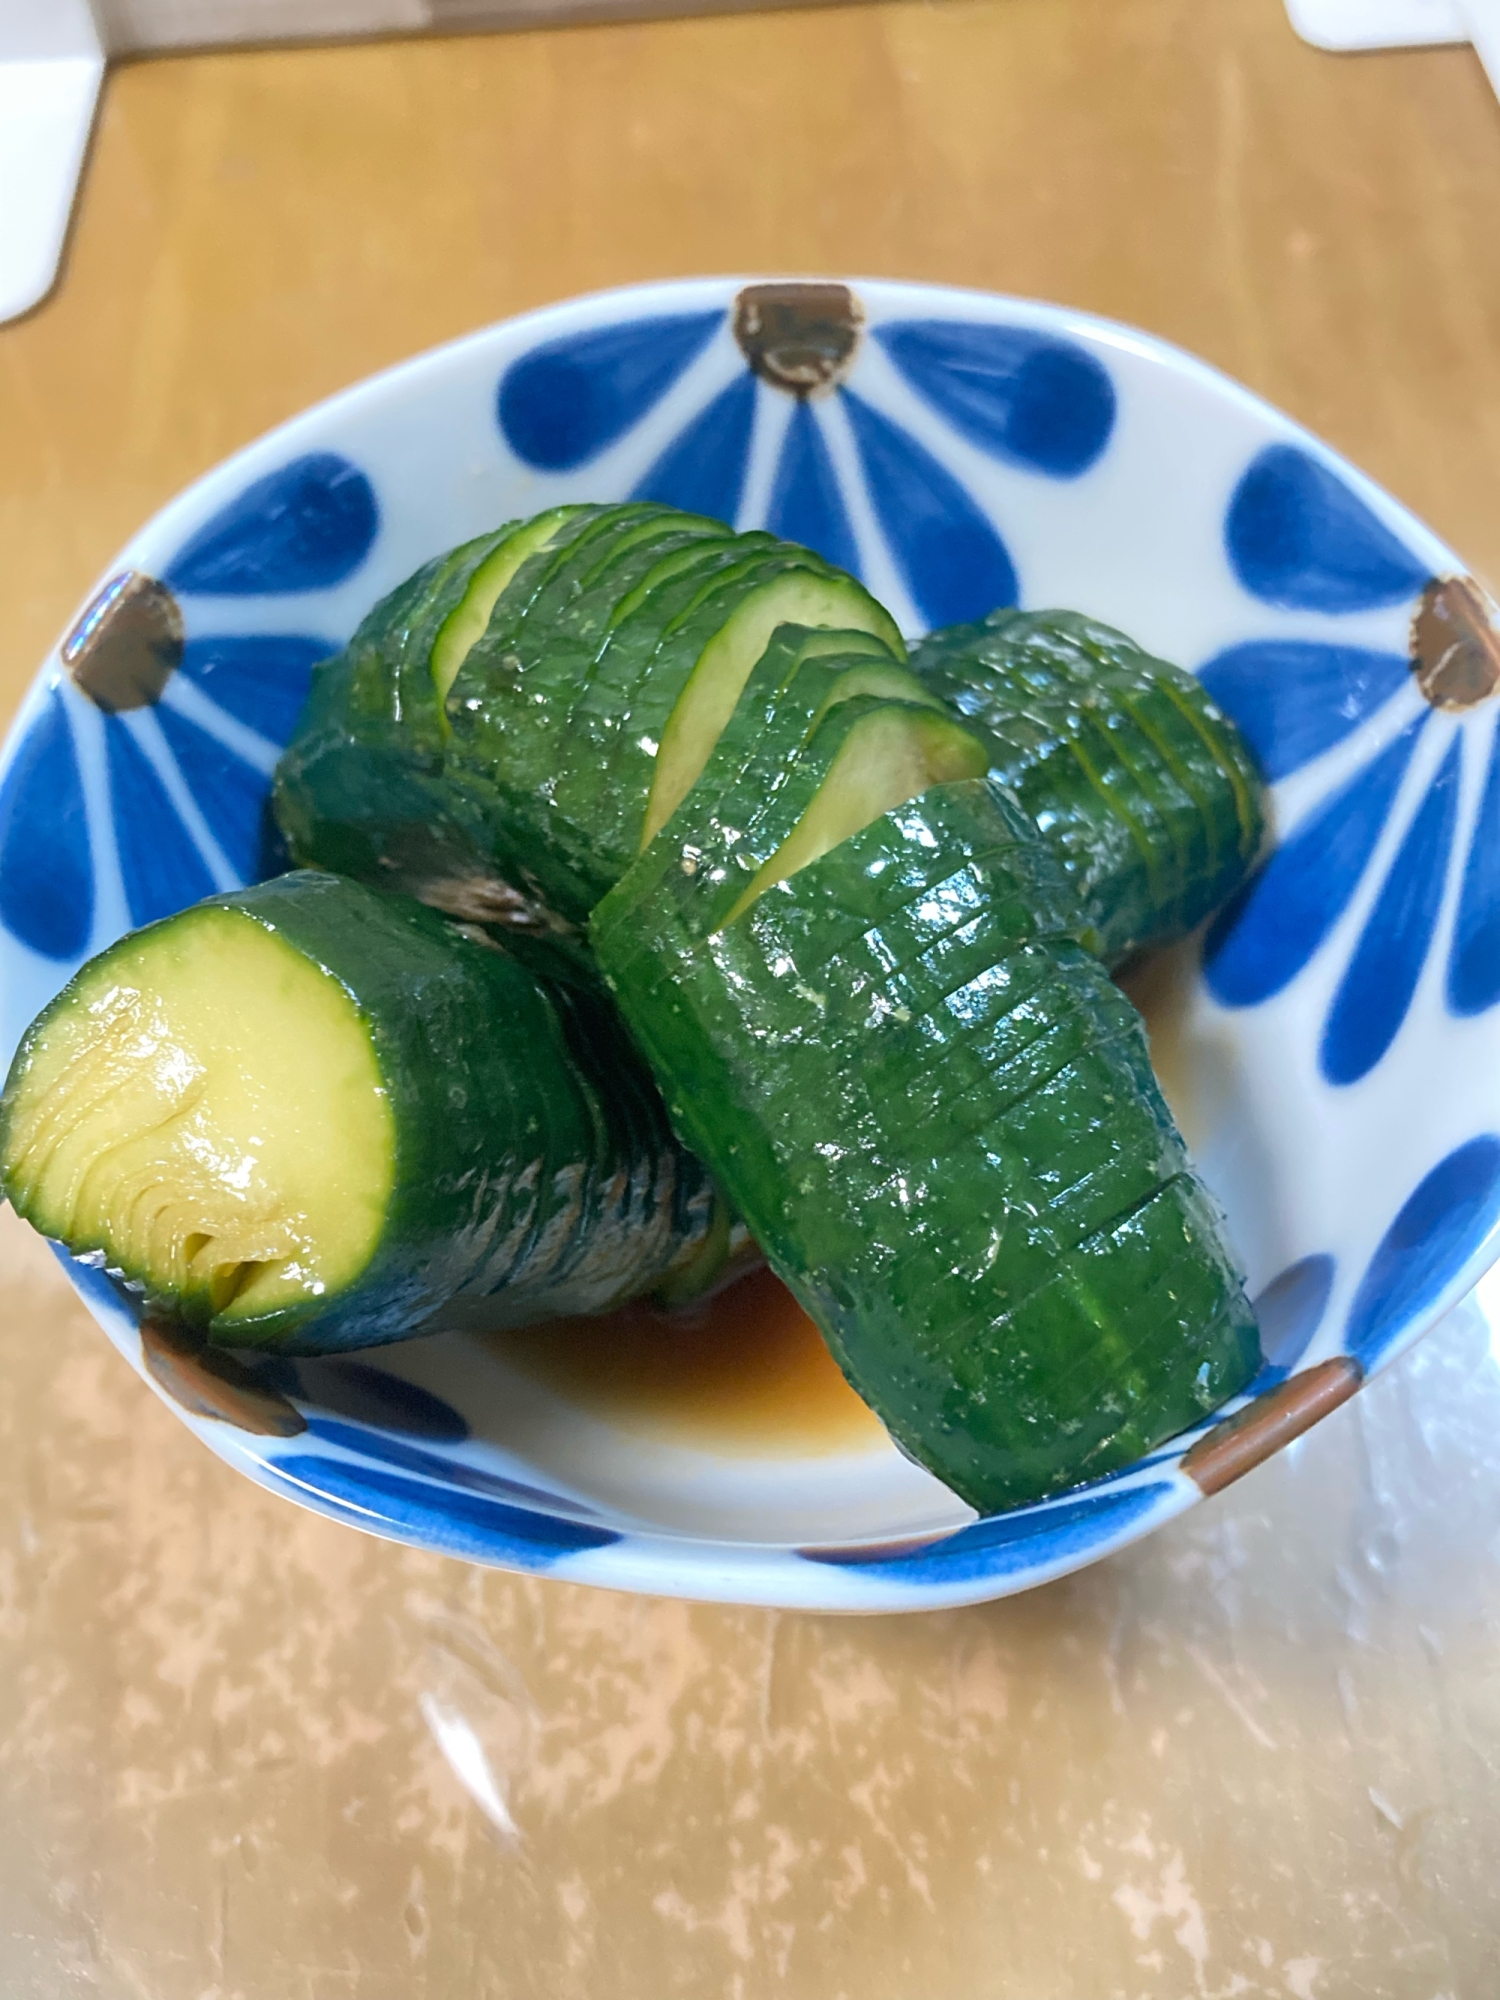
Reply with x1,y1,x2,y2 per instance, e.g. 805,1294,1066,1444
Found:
443,507,743,919
275,503,907,927
594,705,1260,1510
272,512,585,932
447,527,902,922
1,872,723,1355
912,609,1266,965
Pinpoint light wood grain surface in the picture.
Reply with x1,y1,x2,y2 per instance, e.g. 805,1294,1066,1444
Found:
5,6,1500,1995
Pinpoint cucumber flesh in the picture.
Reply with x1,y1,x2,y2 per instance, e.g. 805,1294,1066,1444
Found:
644,622,923,861
644,571,905,846
430,506,580,706
595,547,839,847
1,902,393,1332
724,705,989,923
1,873,727,1353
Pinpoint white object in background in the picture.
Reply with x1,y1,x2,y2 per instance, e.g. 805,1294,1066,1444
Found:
1459,0,1500,94
1287,0,1500,101
0,0,105,323
1287,0,1465,47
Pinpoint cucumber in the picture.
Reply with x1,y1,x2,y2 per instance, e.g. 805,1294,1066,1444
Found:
440,506,743,917
441,522,904,922
642,562,905,845
0,871,725,1354
592,684,1260,1512
272,509,582,919
912,610,1265,965
277,509,901,929
543,536,793,896
429,505,588,709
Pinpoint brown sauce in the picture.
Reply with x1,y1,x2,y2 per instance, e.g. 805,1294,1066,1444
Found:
485,1263,887,1456
1116,937,1200,1145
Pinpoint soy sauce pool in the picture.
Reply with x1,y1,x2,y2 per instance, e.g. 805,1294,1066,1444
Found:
485,1262,888,1456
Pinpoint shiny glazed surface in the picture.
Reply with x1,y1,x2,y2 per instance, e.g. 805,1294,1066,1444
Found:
5,2,1500,1990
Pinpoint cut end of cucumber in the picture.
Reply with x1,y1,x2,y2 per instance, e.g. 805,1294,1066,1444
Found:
430,508,576,707
643,573,906,848
723,706,989,924
0,908,394,1333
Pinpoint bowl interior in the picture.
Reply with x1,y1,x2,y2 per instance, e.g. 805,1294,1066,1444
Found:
5,277,1499,1607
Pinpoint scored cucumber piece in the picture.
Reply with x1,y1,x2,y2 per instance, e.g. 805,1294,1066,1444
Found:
430,505,584,708
272,511,582,921
450,505,734,839
724,704,989,923
643,565,905,847
0,872,725,1354
643,621,931,850
593,686,1260,1512
611,630,1000,944
442,518,904,922
912,609,1266,965
546,538,802,890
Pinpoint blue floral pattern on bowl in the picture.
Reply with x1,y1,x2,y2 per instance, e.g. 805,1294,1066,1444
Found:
4,277,1500,1612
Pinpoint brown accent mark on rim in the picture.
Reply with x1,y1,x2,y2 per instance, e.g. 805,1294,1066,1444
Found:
63,571,184,712
141,1317,306,1438
733,282,864,396
1410,575,1500,711
1182,1355,1363,1497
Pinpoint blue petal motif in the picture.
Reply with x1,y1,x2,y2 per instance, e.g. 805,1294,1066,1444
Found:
1447,720,1500,1017
875,320,1116,477
0,693,92,960
802,1480,1167,1581
306,1418,605,1522
155,705,275,885
1321,735,1461,1086
1196,640,1411,783
632,372,757,525
166,455,378,597
1205,714,1427,1007
1250,1253,1336,1383
1225,445,1430,613
179,634,331,745
50,1244,134,1320
498,312,722,472
841,389,1017,628
270,1453,620,1564
105,718,217,927
766,401,860,576
1346,1134,1500,1369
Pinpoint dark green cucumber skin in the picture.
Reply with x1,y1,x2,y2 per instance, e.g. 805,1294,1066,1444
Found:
606,643,985,947
3,872,720,1357
912,610,1267,967
593,773,1260,1514
445,537,858,924
441,510,748,922
272,521,549,919
550,535,782,831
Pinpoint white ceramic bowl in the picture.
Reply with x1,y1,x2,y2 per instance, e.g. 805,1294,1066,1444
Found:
5,277,1499,1611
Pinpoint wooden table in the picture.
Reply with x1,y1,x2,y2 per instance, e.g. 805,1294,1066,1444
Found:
5,4,1500,1993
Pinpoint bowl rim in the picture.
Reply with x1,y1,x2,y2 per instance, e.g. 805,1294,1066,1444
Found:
3,273,1489,1612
